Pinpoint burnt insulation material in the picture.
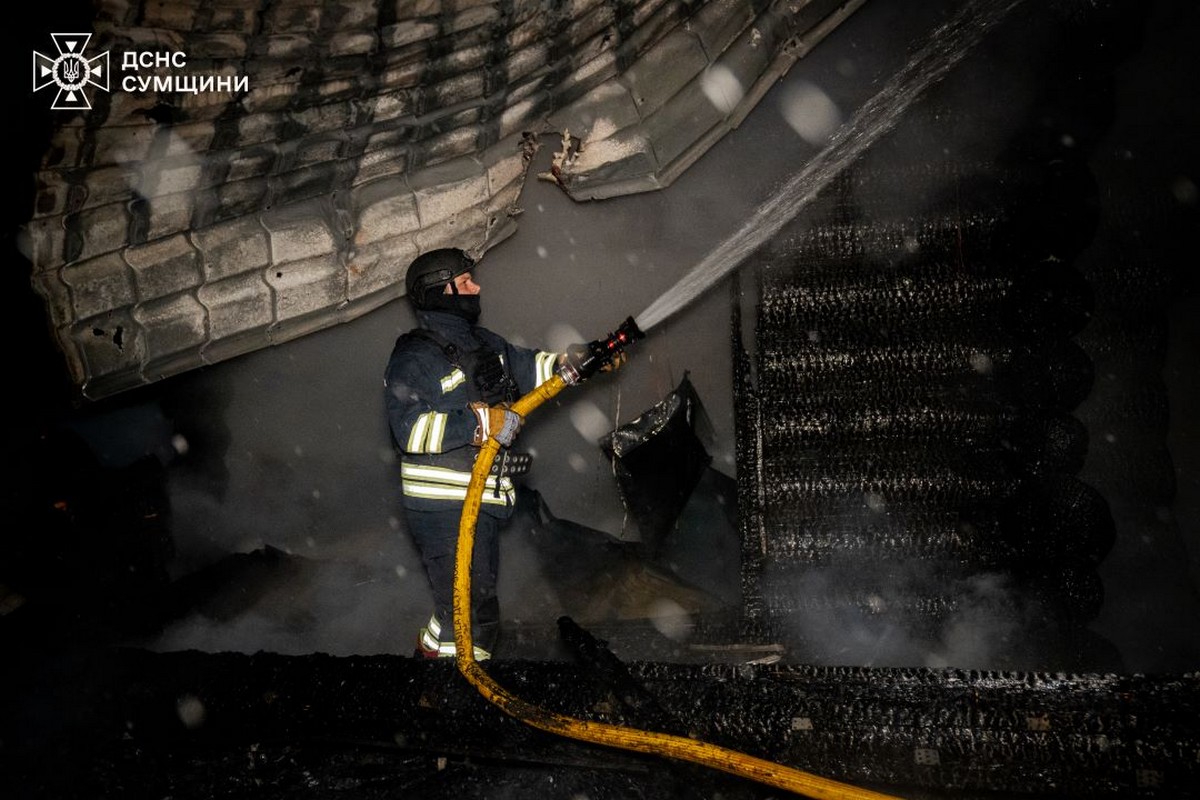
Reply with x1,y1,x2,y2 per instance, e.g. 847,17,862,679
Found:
602,373,713,561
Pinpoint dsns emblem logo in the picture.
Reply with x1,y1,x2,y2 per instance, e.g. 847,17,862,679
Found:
32,33,110,111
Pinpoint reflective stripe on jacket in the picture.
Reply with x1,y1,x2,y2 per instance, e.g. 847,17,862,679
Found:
400,461,515,507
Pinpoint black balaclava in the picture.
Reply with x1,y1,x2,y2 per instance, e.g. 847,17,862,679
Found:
422,279,480,325
406,248,481,324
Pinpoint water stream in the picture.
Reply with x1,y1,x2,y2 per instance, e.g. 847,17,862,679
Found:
634,0,1027,333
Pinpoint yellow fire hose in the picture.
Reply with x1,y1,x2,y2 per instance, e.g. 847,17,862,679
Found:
451,373,905,800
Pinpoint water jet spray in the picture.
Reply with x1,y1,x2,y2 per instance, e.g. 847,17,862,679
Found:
634,0,1027,336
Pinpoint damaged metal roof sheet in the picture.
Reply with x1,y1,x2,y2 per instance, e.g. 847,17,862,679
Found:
22,0,866,400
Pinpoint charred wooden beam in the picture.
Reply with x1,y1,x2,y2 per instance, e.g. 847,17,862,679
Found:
4,647,1197,798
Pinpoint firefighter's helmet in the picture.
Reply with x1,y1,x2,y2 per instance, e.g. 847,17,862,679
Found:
405,248,474,309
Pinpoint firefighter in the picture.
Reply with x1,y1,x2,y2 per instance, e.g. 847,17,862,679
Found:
385,247,619,660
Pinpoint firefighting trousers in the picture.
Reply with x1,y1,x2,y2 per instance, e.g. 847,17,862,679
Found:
405,507,502,655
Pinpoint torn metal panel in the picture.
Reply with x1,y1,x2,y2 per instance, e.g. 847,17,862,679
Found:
22,0,867,400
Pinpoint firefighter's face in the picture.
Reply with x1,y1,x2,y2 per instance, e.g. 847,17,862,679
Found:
445,272,481,296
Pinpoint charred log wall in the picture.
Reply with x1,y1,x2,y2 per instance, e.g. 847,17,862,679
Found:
738,158,1114,669
733,0,1184,675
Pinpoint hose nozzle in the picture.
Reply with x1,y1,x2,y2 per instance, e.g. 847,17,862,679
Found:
560,315,645,384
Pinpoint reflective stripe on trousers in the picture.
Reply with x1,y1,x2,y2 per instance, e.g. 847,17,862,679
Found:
418,613,492,660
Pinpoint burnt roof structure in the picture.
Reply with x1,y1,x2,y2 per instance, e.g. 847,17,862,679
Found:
23,0,865,400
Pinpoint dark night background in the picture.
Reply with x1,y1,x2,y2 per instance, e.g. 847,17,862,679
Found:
2,0,1199,796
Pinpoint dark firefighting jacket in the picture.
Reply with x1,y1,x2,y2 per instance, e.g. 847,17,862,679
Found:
384,310,559,517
